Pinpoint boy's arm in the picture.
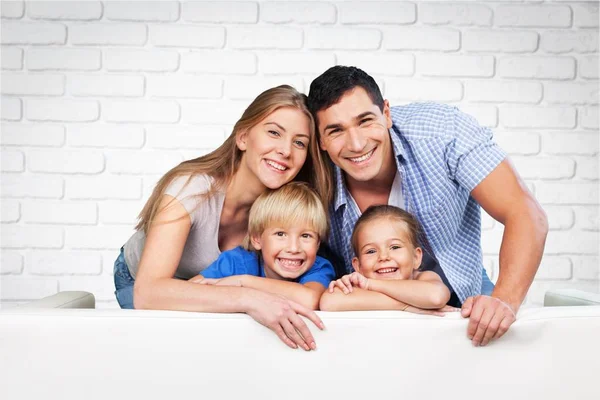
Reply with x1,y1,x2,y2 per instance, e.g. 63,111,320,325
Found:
238,276,324,310
367,272,451,309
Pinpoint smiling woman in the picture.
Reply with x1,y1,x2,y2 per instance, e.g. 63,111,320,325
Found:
112,85,332,351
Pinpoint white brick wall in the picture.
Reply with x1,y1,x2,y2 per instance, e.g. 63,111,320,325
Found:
1,0,598,309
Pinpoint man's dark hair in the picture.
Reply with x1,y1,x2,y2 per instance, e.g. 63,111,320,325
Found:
307,66,385,120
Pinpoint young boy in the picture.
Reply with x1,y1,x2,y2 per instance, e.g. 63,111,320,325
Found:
190,182,335,310
320,205,452,314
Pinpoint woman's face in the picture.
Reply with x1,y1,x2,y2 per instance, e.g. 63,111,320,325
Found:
237,107,311,190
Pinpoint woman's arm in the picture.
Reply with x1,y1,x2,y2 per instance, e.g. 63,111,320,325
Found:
133,195,323,350
367,272,451,309
237,277,324,310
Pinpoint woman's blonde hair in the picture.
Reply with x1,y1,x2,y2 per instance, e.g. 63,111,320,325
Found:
243,182,329,251
136,85,332,233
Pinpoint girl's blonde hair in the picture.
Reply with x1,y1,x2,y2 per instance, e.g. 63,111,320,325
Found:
136,85,332,233
243,182,329,251
351,205,421,254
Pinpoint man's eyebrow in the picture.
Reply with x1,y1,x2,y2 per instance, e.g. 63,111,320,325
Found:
265,122,286,132
355,111,377,120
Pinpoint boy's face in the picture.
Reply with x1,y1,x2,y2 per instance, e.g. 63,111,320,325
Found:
316,87,394,184
352,217,422,280
251,225,320,280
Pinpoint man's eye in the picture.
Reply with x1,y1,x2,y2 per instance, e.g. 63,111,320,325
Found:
360,118,373,125
328,128,341,135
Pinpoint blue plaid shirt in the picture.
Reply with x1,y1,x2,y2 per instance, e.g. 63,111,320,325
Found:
328,102,506,303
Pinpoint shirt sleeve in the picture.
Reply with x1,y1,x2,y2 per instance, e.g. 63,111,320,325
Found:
200,247,259,279
297,256,336,288
445,107,506,192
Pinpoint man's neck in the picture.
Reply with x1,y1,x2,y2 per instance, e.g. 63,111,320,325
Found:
346,150,397,213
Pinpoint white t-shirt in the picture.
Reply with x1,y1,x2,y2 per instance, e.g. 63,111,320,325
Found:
124,174,225,280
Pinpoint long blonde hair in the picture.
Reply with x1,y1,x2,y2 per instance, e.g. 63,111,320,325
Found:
243,182,329,251
136,85,332,233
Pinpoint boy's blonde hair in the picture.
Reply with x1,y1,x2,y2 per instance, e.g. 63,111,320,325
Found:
243,182,329,251
351,205,421,255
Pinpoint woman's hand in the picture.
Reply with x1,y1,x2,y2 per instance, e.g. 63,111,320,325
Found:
245,289,325,351
188,275,244,287
328,272,370,294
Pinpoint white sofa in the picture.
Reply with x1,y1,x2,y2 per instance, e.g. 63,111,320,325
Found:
1,292,599,400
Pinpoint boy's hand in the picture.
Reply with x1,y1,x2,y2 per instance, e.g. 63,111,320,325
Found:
328,272,370,294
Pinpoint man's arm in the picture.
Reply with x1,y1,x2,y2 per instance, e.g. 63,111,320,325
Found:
466,159,549,345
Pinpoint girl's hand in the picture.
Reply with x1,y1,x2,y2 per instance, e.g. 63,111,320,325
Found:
328,272,370,294
403,304,461,317
245,289,324,351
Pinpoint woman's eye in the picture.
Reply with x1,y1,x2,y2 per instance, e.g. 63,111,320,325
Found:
294,140,307,148
269,130,280,137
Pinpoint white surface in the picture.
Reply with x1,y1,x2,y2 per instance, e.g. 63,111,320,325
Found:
1,307,599,400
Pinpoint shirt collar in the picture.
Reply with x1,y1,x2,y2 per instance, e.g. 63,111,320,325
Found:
332,127,406,212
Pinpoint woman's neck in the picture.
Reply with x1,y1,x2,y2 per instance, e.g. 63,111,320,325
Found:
225,168,266,212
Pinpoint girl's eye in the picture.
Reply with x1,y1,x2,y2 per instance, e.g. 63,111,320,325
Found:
365,249,376,255
390,245,401,250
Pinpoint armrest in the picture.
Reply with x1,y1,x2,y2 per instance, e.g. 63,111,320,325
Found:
544,289,600,307
18,291,95,309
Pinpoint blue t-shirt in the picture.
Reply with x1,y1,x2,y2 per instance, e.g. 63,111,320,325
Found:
201,246,335,288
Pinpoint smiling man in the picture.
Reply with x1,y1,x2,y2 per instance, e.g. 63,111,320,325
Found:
308,66,548,346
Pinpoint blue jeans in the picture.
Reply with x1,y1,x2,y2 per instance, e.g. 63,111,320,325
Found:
114,248,135,309
481,268,494,296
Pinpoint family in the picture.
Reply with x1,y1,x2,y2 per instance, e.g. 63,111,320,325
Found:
113,66,549,350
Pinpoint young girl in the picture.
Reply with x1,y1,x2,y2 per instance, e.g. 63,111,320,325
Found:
319,205,452,314
113,85,331,351
190,182,335,310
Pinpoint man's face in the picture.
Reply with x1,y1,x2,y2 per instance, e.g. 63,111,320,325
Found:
316,87,393,183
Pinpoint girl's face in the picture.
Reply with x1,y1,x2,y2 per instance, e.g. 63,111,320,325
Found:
236,107,311,190
251,224,320,281
352,217,422,280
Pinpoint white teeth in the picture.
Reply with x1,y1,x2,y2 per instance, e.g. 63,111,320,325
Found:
377,268,397,274
349,149,374,163
266,160,287,171
279,259,303,267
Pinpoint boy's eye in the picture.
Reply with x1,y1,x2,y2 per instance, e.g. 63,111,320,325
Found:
301,233,314,239
274,231,285,237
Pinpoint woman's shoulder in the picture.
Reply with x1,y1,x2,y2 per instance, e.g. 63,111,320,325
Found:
164,173,216,198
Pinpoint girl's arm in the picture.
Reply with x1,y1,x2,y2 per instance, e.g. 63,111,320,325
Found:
367,272,451,309
133,195,323,351
319,287,448,316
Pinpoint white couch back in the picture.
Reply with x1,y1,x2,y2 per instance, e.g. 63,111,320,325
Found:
1,307,599,400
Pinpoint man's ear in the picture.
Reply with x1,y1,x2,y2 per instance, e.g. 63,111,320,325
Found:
250,235,262,251
236,129,248,151
383,99,393,129
352,257,361,273
413,247,423,270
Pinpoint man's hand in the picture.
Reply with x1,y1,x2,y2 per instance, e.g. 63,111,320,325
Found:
328,272,370,294
461,295,517,346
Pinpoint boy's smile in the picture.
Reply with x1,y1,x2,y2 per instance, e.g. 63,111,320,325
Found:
251,226,320,280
